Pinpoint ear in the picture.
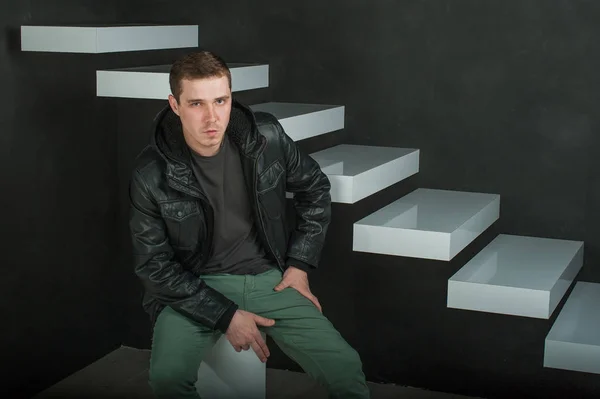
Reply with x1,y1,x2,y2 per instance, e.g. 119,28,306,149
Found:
168,94,180,116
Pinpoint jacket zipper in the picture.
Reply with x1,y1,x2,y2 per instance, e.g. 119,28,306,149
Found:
252,137,284,272
197,199,213,268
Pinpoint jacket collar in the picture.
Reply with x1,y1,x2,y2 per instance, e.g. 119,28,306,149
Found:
150,98,261,193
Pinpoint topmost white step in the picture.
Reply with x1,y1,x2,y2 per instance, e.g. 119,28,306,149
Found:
21,25,198,53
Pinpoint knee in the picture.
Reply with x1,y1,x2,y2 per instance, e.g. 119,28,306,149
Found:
326,347,370,398
339,345,364,369
149,361,197,393
331,346,367,384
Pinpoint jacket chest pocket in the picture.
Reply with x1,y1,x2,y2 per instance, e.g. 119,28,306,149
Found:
160,200,203,250
257,160,285,220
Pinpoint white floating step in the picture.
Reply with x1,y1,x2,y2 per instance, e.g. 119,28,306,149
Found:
21,25,198,53
97,63,269,99
447,234,584,319
287,145,419,203
196,333,266,398
353,188,500,261
544,282,600,374
250,103,344,141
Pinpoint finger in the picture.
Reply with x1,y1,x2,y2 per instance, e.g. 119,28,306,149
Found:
254,315,276,327
274,279,291,292
295,286,322,313
233,345,242,352
295,286,314,302
314,296,323,313
308,293,322,313
251,340,269,363
253,333,271,359
242,344,250,351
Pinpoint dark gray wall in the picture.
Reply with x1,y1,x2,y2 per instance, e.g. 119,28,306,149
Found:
0,1,128,397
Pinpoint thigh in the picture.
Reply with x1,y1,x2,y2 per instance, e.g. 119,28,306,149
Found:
249,281,368,397
248,271,356,363
262,290,350,352
149,306,220,380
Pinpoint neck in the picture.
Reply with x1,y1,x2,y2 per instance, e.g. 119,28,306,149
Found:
187,138,224,158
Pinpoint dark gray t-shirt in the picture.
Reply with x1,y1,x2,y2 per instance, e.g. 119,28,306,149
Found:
190,135,275,275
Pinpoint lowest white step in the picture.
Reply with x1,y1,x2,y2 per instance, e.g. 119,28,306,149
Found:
299,145,419,203
21,25,198,53
97,63,269,99
447,234,584,319
353,188,500,261
250,103,344,141
544,282,600,374
196,333,266,398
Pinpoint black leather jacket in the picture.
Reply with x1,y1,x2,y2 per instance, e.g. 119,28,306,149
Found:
128,99,331,332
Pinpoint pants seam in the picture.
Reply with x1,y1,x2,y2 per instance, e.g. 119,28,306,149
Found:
242,276,248,310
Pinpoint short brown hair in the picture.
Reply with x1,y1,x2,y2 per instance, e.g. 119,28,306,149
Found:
169,51,232,102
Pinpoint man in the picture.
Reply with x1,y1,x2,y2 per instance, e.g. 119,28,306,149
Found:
129,50,370,398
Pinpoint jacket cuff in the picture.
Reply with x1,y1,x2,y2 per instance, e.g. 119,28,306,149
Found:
214,303,239,333
285,257,315,274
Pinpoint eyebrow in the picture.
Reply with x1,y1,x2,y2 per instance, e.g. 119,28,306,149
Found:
186,95,230,104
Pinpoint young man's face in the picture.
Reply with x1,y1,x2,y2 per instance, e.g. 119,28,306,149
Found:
168,75,232,157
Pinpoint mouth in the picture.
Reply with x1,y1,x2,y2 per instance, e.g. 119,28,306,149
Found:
204,129,218,136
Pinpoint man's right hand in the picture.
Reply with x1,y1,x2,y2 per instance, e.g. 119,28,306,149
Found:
225,310,275,363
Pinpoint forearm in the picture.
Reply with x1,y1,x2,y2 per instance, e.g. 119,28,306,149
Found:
134,254,238,331
283,144,332,269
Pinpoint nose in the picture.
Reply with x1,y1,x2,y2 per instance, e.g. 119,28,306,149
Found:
205,104,217,123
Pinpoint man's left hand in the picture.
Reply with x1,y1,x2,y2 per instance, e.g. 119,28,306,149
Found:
274,266,322,313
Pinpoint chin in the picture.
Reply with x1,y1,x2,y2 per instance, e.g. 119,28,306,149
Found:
204,137,222,146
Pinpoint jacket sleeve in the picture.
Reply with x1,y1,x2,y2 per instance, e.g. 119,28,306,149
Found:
128,168,238,332
275,121,332,273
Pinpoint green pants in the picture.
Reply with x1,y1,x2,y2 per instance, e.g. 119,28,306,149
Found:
148,268,370,398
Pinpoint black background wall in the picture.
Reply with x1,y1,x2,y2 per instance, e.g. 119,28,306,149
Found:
0,1,125,397
3,0,600,398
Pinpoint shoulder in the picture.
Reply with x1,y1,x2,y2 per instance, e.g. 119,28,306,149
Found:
250,111,299,166
131,145,166,185
253,111,283,141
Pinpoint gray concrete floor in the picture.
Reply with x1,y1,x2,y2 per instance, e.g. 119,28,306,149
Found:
34,346,482,398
